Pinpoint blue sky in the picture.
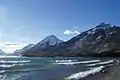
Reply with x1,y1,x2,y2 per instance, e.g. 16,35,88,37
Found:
0,0,120,52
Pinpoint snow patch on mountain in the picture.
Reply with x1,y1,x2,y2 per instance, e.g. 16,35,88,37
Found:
39,35,63,45
95,22,112,30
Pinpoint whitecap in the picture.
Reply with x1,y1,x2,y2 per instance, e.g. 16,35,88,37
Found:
54,60,77,63
0,70,5,73
0,60,30,64
65,66,104,80
0,64,15,68
0,56,21,58
53,60,100,65
86,60,114,67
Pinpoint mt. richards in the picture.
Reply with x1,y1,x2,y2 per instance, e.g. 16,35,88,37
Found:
15,23,120,57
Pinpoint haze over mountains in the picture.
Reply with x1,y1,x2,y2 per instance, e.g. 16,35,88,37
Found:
12,44,34,56
0,49,5,55
10,22,119,57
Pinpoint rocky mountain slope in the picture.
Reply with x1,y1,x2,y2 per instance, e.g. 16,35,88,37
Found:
19,35,63,56
34,35,63,49
21,23,120,57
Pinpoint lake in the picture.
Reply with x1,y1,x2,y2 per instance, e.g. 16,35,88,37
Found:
0,56,118,80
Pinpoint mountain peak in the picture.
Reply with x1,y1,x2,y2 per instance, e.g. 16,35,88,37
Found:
38,35,63,46
95,22,112,30
47,35,56,37
45,35,58,39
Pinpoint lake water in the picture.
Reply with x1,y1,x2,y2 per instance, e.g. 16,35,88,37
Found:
0,56,118,80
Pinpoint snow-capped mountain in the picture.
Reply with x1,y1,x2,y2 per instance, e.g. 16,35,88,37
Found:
61,22,120,56
94,22,112,30
22,22,120,57
21,35,64,57
34,35,63,49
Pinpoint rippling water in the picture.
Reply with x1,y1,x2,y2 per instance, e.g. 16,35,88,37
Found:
0,56,118,80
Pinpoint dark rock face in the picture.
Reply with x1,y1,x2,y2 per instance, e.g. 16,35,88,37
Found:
22,23,120,57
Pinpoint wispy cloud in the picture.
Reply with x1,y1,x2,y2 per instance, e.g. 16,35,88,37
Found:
0,42,27,53
5,43,20,46
64,30,80,35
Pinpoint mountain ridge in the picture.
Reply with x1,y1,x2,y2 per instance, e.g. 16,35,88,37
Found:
18,23,120,57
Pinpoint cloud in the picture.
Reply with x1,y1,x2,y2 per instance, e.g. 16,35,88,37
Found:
74,30,80,34
64,30,80,35
0,42,27,53
5,43,20,46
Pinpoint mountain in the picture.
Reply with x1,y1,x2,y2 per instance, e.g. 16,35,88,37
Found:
59,23,120,56
22,23,120,57
21,35,64,57
34,35,63,49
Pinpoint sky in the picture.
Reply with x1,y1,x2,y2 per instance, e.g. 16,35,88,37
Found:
0,0,120,53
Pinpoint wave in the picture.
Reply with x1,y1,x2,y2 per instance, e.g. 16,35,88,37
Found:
52,60,100,65
0,64,15,68
86,60,114,67
0,56,21,58
65,66,104,80
0,70,5,74
0,60,30,64
54,60,78,63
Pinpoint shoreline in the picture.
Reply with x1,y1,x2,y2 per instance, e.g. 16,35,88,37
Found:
82,63,120,80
